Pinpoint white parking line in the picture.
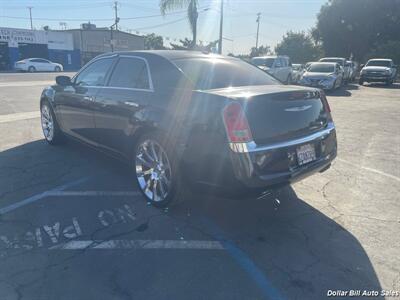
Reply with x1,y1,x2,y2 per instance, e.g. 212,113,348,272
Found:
50,239,224,250
0,177,89,215
0,81,54,87
0,111,40,124
337,158,400,182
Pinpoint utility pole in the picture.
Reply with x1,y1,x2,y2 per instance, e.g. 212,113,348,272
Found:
27,7,33,30
256,12,261,49
113,1,119,31
218,0,224,54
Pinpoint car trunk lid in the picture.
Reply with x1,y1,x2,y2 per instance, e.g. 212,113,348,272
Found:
205,85,330,145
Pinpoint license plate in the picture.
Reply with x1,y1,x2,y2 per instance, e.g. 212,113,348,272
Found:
296,144,316,166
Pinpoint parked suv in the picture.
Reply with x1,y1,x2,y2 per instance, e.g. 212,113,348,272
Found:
251,56,293,84
319,57,351,83
359,59,397,85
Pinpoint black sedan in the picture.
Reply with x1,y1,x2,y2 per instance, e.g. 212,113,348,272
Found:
40,51,337,207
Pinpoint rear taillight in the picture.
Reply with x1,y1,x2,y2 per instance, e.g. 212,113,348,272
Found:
319,90,331,113
222,102,253,143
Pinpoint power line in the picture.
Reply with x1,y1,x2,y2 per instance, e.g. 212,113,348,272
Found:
131,16,188,31
0,11,183,22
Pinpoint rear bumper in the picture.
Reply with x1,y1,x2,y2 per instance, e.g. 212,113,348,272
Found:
229,122,337,188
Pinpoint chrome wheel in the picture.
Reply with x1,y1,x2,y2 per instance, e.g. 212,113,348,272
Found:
41,104,54,141
135,139,172,202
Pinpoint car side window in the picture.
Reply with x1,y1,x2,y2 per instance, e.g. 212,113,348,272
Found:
74,58,114,87
274,59,282,68
31,59,42,63
108,57,151,90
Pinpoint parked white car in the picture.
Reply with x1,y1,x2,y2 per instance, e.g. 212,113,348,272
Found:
359,58,397,85
346,60,358,82
251,56,293,84
14,58,63,72
291,63,305,83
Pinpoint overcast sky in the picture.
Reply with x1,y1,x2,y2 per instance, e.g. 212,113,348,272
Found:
0,0,326,54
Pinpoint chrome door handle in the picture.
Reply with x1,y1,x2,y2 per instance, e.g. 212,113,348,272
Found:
124,101,139,107
83,96,94,102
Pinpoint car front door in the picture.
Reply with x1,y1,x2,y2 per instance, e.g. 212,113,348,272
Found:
93,56,153,156
55,57,115,145
30,59,44,71
41,59,53,71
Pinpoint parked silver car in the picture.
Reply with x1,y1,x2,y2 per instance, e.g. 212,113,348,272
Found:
251,56,293,84
319,57,350,83
299,62,343,91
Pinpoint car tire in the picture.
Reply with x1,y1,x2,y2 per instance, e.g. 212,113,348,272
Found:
286,75,292,85
386,80,392,86
28,66,36,73
133,132,185,208
40,101,64,145
359,79,364,86
55,66,61,72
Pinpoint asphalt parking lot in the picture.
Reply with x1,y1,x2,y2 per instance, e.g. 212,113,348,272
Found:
0,72,399,300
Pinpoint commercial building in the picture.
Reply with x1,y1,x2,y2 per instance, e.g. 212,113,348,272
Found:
0,27,80,70
0,25,144,71
62,24,145,65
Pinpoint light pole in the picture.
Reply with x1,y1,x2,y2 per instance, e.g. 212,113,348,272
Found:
27,7,33,30
218,0,224,54
256,12,261,49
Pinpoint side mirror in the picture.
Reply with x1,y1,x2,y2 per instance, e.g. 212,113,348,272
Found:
360,64,365,68
56,75,72,86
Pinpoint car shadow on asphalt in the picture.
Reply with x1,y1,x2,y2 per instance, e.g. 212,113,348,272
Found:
0,139,383,299
362,82,400,89
171,186,384,299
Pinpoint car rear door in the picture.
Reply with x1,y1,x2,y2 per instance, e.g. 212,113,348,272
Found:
55,56,116,145
93,55,154,156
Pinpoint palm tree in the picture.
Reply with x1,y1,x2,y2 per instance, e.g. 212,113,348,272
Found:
160,0,198,49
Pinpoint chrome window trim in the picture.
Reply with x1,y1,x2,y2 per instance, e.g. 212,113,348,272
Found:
106,55,154,92
71,54,118,84
71,55,155,92
229,122,335,153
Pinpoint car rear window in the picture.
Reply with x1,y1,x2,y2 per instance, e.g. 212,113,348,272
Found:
174,58,278,90
251,57,275,68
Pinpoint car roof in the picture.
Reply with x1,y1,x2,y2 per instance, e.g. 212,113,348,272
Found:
320,57,346,60
368,58,392,62
311,62,337,66
99,50,228,61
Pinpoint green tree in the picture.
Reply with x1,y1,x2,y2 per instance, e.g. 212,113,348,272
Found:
313,0,400,61
170,38,217,52
366,40,400,64
160,0,198,48
170,38,193,50
275,31,322,63
249,45,271,58
144,33,165,50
